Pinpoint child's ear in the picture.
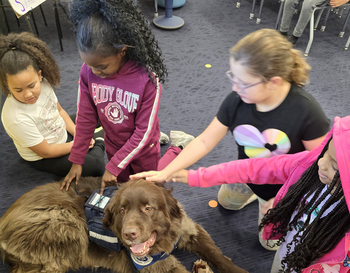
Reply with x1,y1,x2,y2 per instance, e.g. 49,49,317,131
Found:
268,76,283,89
120,47,128,57
38,70,42,81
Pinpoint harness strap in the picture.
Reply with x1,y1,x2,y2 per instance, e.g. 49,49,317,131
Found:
127,253,140,273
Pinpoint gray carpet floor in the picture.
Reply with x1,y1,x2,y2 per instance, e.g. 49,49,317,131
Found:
1,0,350,272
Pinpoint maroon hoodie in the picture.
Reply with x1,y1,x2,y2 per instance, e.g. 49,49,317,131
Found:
69,60,161,177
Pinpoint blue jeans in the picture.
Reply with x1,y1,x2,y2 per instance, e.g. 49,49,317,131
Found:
280,0,327,37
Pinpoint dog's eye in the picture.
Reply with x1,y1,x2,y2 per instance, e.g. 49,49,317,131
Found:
120,208,126,214
145,206,153,212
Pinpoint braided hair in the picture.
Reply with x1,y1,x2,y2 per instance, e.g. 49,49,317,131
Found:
0,32,60,97
69,0,167,84
259,138,350,272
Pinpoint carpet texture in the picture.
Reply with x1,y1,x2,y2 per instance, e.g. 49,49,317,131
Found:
1,0,350,272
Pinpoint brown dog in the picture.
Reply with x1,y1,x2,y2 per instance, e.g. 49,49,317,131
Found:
0,178,248,273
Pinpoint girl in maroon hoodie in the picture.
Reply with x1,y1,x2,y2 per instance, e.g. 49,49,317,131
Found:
61,0,194,193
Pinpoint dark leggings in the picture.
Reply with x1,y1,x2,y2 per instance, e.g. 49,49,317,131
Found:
28,114,105,177
28,135,105,177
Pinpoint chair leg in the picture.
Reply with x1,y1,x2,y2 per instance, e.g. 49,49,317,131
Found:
250,0,256,19
345,33,350,49
275,0,285,30
314,9,324,30
25,14,34,33
305,9,316,56
39,5,47,26
339,8,350,37
0,0,11,33
256,0,265,24
53,0,63,51
236,0,241,8
338,6,344,18
30,11,39,35
154,0,158,18
320,7,331,31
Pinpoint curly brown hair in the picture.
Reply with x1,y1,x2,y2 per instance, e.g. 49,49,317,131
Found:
0,32,60,96
70,0,167,84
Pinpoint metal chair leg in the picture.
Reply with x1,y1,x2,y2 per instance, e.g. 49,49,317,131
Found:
250,0,257,19
53,0,63,51
0,0,11,33
305,9,316,56
25,14,34,33
256,0,265,24
39,5,47,26
236,0,241,8
154,0,158,18
30,11,39,35
345,33,350,49
339,8,350,37
275,0,285,30
320,7,331,31
315,9,324,30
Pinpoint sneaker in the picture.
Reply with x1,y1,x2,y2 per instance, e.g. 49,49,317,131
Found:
279,31,288,37
287,35,299,45
159,132,169,145
217,184,258,210
170,131,195,149
94,126,104,140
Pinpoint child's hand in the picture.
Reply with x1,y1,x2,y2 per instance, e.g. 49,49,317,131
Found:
100,170,118,195
60,164,82,191
89,138,95,148
329,0,349,7
171,170,189,183
130,171,169,183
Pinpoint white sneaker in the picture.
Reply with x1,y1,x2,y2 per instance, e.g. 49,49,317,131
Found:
170,131,194,149
159,132,169,145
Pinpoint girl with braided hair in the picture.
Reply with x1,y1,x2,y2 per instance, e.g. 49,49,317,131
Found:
62,0,194,194
168,115,350,273
0,32,105,177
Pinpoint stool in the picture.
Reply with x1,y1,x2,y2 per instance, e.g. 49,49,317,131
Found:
153,0,184,29
157,0,185,8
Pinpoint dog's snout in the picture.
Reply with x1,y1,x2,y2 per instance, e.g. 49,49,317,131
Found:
123,227,140,241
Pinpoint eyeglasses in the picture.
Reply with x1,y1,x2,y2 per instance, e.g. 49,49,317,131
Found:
226,71,264,92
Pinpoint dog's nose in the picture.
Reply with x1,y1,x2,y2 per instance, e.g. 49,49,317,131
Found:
123,228,140,241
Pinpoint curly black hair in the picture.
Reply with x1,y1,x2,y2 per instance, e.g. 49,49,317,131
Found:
259,138,350,272
0,32,60,96
69,0,167,83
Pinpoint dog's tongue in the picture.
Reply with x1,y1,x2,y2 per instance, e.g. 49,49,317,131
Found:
131,242,147,254
130,232,156,255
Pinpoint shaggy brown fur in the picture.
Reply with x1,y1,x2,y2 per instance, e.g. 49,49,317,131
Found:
0,178,247,273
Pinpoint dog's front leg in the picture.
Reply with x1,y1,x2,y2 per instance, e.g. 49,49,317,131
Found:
179,221,248,273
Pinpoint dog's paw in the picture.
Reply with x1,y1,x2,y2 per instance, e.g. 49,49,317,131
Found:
192,259,214,273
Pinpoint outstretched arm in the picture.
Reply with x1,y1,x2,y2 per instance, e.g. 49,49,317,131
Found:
130,117,229,182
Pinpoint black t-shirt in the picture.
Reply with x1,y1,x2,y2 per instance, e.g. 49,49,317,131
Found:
217,84,330,200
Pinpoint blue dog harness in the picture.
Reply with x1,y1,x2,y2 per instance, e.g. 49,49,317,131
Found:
84,186,123,252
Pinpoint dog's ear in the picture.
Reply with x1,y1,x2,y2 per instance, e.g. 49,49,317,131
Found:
163,188,182,220
103,202,115,229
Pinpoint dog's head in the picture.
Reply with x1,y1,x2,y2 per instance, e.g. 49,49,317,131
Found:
103,179,183,257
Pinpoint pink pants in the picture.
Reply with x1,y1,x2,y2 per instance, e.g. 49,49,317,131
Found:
115,146,181,182
157,146,181,171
